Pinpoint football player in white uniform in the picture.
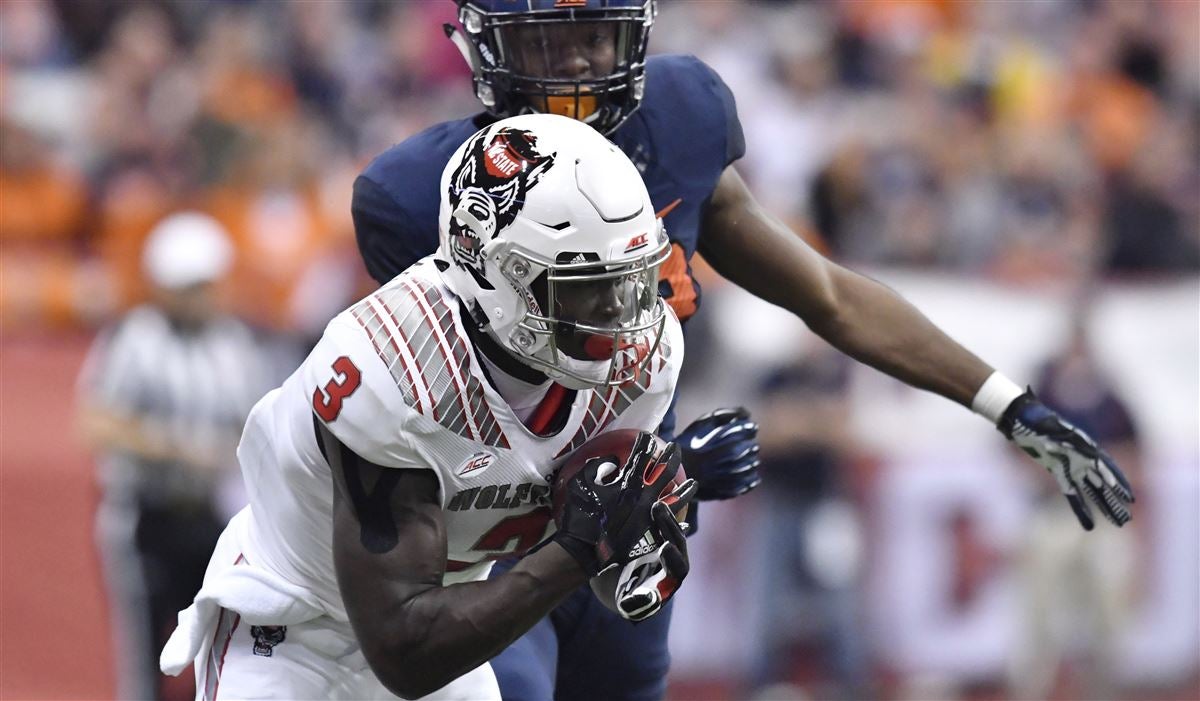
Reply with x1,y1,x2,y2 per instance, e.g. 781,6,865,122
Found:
159,114,696,700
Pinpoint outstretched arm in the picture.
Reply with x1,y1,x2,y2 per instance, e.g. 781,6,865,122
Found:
322,421,585,700
699,166,1133,529
699,166,993,406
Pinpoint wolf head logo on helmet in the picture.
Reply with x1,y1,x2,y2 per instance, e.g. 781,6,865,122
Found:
447,127,557,279
436,113,670,390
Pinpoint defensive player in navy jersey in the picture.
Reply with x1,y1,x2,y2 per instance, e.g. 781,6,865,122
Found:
352,2,1135,699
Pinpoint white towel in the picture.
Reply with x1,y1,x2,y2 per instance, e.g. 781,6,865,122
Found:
159,510,328,676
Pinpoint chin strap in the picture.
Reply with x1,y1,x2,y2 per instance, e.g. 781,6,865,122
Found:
443,24,481,74
445,23,499,108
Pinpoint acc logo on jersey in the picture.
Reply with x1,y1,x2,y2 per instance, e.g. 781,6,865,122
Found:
457,451,495,478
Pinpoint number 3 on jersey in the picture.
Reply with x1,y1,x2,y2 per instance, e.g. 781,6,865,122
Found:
313,356,362,422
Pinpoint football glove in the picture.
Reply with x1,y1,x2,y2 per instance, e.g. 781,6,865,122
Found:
677,407,762,501
553,432,698,576
596,497,692,622
999,389,1135,530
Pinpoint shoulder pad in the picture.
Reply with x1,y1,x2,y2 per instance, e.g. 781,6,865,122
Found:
640,55,745,166
354,117,483,283
360,117,482,208
343,268,511,450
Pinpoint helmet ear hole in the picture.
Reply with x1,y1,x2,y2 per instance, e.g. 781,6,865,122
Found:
453,188,499,240
530,271,549,316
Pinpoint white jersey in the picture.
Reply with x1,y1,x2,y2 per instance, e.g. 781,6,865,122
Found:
236,258,683,619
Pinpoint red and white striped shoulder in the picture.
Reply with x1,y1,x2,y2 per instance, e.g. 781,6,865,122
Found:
345,263,510,450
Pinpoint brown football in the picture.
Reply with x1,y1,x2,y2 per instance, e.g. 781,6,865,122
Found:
550,429,688,527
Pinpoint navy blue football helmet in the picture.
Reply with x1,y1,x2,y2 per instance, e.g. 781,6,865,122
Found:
448,0,656,134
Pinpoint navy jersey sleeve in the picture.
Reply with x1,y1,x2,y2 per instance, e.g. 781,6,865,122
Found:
353,118,480,285
636,55,746,171
697,57,746,166
352,174,438,285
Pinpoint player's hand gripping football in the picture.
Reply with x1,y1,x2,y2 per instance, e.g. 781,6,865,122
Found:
999,389,1135,530
552,432,697,621
677,407,762,501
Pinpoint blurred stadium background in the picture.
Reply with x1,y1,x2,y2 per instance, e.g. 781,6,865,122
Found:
1,1,1196,699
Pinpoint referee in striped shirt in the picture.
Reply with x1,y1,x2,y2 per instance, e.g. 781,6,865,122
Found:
78,212,275,700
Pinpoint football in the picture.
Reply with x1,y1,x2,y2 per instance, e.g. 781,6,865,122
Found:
550,429,688,527
551,429,689,619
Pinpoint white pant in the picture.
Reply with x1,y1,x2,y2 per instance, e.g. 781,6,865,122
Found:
184,513,500,701
193,609,387,701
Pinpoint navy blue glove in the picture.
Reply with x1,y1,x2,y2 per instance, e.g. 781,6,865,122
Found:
677,407,762,501
999,389,1135,531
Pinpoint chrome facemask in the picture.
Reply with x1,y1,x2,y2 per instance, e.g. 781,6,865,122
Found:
498,236,670,388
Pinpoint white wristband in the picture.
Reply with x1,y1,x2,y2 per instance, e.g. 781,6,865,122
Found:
971,371,1025,424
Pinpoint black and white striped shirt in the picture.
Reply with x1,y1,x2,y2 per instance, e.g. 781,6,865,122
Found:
79,305,278,505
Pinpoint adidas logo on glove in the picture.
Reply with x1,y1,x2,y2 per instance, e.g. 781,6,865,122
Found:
628,530,657,558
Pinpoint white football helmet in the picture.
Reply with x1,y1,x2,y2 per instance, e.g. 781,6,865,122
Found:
437,113,670,390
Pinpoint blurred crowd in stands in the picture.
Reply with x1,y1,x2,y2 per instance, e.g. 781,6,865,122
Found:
1,0,472,334
2,0,1196,336
655,0,1199,279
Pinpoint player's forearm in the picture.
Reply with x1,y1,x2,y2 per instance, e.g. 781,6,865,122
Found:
331,453,585,698
703,167,990,406
700,179,993,407
814,264,994,407
362,543,586,699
